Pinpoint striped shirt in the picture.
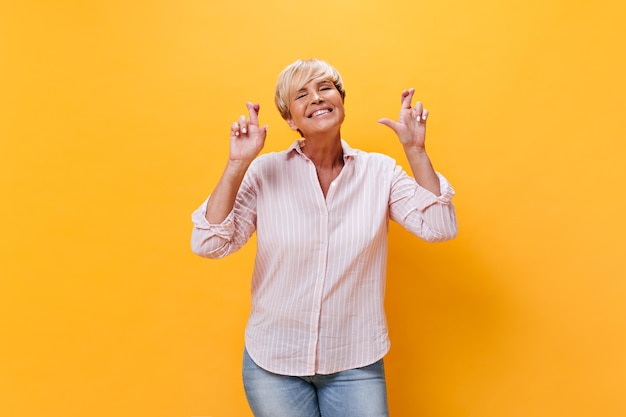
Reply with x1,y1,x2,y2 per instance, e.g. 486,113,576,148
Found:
191,140,457,376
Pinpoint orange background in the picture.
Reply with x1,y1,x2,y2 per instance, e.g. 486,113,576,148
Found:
2,1,625,416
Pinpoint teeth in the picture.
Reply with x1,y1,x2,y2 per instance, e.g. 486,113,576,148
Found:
311,109,330,117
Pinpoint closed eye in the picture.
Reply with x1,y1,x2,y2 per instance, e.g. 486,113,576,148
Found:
319,80,334,91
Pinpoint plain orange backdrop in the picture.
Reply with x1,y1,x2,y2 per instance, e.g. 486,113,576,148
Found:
2,1,625,416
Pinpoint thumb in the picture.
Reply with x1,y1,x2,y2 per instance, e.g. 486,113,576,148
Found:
259,125,269,141
378,118,398,133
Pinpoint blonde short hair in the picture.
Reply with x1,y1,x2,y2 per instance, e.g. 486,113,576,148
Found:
274,58,346,120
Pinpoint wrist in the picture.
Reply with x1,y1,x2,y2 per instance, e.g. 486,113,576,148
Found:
403,144,428,157
225,158,252,177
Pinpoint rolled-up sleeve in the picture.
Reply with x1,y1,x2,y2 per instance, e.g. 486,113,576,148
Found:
389,167,458,242
191,170,259,258
190,197,237,258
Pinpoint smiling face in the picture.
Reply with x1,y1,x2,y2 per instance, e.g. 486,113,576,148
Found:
274,59,346,137
286,77,345,138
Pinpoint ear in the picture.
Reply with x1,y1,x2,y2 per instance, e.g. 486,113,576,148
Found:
286,118,298,131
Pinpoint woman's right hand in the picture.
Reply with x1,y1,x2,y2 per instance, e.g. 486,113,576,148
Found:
229,102,268,164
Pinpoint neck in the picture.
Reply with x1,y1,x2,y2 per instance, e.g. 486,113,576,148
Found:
301,135,343,168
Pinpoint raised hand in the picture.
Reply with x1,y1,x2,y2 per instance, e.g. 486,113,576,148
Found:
229,102,268,164
204,103,268,223
378,88,428,150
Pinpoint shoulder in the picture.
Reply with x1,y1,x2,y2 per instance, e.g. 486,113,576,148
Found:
360,150,396,164
244,148,295,185
342,140,396,166
351,149,398,172
249,148,290,170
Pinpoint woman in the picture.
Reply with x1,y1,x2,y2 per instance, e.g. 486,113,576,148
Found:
191,58,457,417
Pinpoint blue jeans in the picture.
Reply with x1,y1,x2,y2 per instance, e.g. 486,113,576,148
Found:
242,348,389,417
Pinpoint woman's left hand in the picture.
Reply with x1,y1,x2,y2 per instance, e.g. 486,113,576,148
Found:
378,88,428,149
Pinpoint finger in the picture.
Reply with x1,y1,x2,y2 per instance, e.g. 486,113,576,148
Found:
231,121,240,137
420,108,429,122
247,102,260,127
238,114,248,134
260,124,269,140
413,101,423,115
255,125,269,149
401,88,415,109
378,118,399,133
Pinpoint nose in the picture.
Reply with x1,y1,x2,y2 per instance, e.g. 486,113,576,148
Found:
312,92,323,103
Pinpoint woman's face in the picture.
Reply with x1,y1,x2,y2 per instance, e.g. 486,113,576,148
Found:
286,76,345,138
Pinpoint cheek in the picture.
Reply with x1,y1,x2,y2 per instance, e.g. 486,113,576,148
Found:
288,102,303,117
334,101,346,116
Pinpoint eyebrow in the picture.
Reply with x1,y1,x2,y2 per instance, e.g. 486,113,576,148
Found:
296,79,333,93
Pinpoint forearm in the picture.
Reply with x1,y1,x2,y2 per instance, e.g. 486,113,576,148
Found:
205,160,251,223
403,146,441,196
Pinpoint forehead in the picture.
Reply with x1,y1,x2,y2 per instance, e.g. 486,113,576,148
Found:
295,76,333,91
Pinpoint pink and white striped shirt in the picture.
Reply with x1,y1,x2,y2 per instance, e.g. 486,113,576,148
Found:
191,140,457,376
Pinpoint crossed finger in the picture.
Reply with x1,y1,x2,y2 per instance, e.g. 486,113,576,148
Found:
232,102,263,136
401,88,428,123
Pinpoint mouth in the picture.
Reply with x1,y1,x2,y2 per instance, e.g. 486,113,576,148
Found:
308,108,332,118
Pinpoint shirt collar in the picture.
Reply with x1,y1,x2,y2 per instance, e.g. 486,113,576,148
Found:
286,139,358,160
